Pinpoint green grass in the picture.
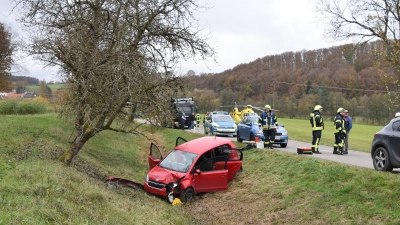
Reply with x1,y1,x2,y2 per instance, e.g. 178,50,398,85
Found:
1,113,399,224
26,84,65,92
280,118,382,152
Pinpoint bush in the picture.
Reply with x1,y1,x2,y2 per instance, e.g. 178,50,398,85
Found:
0,100,48,115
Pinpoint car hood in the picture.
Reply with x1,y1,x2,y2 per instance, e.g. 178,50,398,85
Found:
148,165,186,184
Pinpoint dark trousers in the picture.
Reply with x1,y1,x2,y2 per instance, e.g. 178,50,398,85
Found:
334,132,345,151
263,129,276,145
312,130,322,152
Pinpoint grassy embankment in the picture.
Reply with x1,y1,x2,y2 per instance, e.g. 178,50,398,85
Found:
1,112,399,225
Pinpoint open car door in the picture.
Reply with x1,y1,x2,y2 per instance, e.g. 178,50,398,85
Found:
148,143,163,170
175,136,188,146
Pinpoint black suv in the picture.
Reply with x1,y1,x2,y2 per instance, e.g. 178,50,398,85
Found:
371,118,400,171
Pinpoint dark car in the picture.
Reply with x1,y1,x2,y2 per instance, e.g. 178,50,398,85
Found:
236,113,289,148
371,118,400,171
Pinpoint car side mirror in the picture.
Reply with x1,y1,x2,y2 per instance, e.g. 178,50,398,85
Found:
245,122,251,126
195,169,201,174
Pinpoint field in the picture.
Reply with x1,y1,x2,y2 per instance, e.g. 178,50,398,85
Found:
25,84,65,92
1,113,399,224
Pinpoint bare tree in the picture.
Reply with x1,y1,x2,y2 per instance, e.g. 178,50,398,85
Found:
315,0,400,107
12,0,216,165
0,22,14,91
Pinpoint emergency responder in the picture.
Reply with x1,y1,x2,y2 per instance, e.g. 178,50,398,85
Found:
195,113,201,127
333,107,346,155
310,105,324,154
259,105,278,149
203,112,209,125
180,113,186,130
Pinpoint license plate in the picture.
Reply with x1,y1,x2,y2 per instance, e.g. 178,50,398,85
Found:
275,136,281,140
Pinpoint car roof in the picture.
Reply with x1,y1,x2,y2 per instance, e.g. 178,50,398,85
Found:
175,136,235,154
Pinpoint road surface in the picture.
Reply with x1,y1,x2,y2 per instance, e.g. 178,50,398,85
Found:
188,125,375,170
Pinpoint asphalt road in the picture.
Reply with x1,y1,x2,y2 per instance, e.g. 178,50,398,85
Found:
188,125,375,170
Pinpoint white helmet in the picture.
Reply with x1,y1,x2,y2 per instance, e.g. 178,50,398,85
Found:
395,112,400,118
264,105,271,110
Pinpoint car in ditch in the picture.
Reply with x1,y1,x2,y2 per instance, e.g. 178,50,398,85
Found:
371,117,400,171
144,136,245,203
204,111,237,137
236,113,289,148
107,136,248,203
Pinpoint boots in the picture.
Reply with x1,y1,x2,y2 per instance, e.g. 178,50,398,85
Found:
269,143,273,149
333,147,339,155
343,149,348,155
338,147,344,155
312,147,321,154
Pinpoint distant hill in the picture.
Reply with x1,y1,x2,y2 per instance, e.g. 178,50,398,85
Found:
9,76,40,85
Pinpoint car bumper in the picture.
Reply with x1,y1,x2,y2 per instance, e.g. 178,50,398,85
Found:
144,181,167,197
213,128,236,136
274,135,289,143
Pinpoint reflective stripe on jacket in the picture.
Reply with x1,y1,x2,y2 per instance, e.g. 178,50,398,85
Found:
310,110,324,131
259,111,278,130
334,114,345,134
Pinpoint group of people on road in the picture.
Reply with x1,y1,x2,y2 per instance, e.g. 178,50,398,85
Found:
310,105,352,155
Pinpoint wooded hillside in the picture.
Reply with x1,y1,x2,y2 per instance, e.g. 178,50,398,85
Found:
184,41,398,125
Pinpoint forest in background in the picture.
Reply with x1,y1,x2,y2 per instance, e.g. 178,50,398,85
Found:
183,41,399,126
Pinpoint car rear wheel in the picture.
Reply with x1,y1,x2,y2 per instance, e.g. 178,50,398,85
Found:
179,187,195,203
373,147,393,171
249,133,254,141
280,144,287,148
237,131,242,142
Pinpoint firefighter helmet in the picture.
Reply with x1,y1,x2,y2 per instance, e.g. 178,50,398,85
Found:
395,112,400,118
264,105,271,110
314,105,323,111
337,107,345,113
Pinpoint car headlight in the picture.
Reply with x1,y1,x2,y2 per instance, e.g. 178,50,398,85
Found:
172,182,178,188
145,174,149,183
282,131,288,136
212,123,219,128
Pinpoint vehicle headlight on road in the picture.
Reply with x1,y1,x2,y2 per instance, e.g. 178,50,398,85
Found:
282,131,288,136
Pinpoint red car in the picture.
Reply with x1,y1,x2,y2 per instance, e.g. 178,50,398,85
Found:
144,136,244,203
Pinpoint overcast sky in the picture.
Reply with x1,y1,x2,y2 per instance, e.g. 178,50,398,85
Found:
0,0,346,81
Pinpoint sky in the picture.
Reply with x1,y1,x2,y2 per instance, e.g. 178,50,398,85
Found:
0,0,346,81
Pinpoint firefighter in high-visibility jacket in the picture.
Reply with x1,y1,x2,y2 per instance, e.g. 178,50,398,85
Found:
333,107,346,155
310,105,324,154
259,105,278,149
195,113,201,127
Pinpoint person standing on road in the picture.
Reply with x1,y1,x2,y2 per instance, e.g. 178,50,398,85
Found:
343,109,352,155
189,112,195,129
259,105,279,149
195,113,201,127
180,113,186,130
310,105,324,154
333,108,346,155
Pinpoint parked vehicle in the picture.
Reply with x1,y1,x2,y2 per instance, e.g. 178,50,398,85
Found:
371,118,400,171
168,97,196,129
236,113,289,148
204,111,237,137
107,136,250,203
236,113,265,142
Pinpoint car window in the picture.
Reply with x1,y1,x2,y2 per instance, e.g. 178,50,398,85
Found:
194,152,213,172
213,116,233,122
393,120,400,131
250,117,259,125
159,150,197,173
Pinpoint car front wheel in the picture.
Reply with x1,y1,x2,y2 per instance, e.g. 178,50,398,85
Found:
179,187,195,203
373,147,393,171
237,131,243,142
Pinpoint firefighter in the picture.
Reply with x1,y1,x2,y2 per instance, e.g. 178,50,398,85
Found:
195,113,201,127
333,107,346,155
259,105,278,149
203,112,209,125
310,105,324,154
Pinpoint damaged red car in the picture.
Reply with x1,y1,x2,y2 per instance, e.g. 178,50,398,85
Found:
145,136,244,203
106,136,247,203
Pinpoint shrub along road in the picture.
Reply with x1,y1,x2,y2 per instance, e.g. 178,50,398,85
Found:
190,125,378,170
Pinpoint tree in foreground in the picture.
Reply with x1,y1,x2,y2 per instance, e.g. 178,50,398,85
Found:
315,0,400,108
0,22,14,92
12,0,215,165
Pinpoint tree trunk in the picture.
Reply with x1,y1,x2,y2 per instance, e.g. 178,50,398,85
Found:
58,135,87,166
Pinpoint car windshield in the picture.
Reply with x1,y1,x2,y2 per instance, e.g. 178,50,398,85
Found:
213,116,234,122
249,117,259,125
159,150,197,173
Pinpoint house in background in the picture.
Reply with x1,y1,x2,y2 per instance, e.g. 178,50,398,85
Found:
0,90,36,99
